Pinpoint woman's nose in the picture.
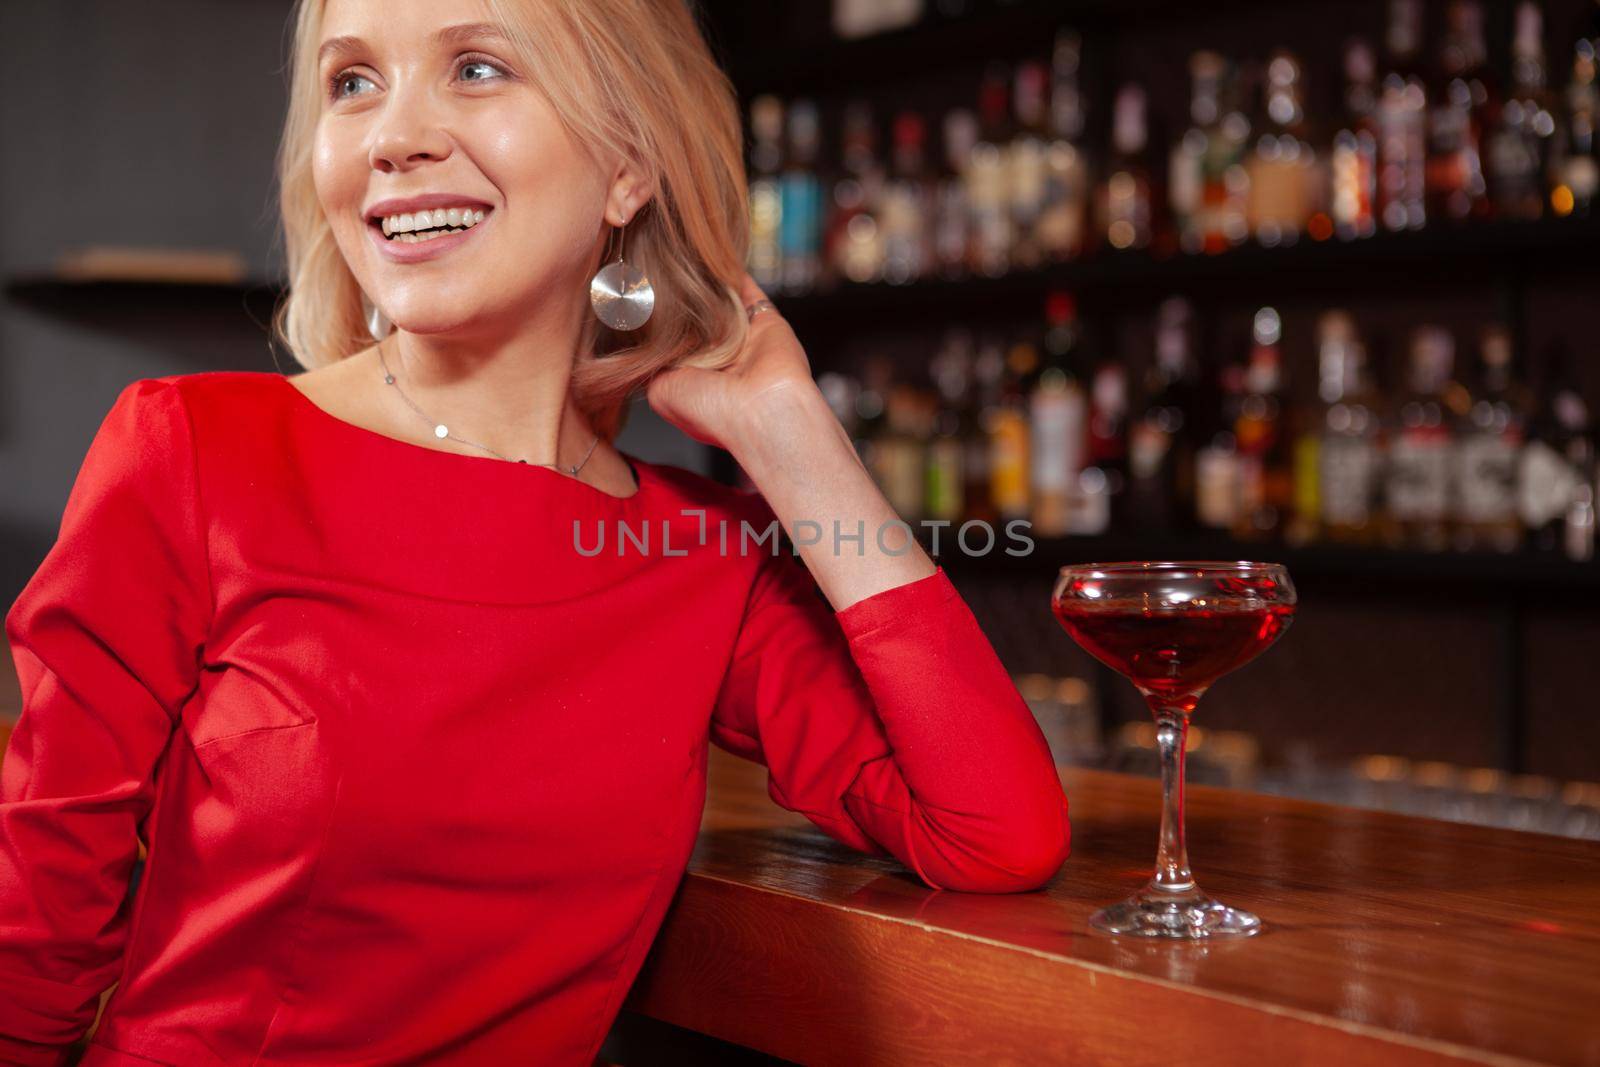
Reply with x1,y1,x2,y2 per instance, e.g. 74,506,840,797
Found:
368,95,452,172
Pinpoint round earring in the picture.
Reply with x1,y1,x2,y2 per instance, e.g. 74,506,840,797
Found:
589,214,654,331
361,291,393,341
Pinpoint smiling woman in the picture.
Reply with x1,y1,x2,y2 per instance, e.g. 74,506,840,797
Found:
275,0,753,445
0,1,1074,1065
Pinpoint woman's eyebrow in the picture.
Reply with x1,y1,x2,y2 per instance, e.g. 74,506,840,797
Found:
317,22,512,68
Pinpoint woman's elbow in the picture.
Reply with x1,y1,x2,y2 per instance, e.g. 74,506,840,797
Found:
922,798,1072,893
987,818,1072,893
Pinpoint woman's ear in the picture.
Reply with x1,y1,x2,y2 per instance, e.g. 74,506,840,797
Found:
606,155,657,225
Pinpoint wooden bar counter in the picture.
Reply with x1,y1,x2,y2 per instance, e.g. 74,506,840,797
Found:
618,746,1600,1066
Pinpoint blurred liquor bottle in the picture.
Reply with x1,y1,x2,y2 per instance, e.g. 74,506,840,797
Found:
1028,293,1087,538
1386,326,1466,551
1380,0,1429,230
1082,343,1130,534
882,109,934,284
1037,28,1091,263
1007,60,1052,271
988,331,1035,524
1169,51,1213,254
1549,37,1599,216
827,100,886,285
1196,356,1246,533
1306,311,1384,547
747,95,784,292
1518,342,1597,558
968,63,1015,276
967,337,1006,526
874,379,932,525
1489,1,1556,220
1171,50,1251,254
1232,307,1292,540
934,108,978,280
1098,83,1154,251
1245,51,1319,246
1129,296,1201,531
1425,0,1494,223
780,99,825,293
1331,39,1381,239
926,329,975,526
1454,325,1531,553
854,353,892,476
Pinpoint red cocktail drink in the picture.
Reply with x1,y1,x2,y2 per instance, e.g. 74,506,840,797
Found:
1053,601,1294,713
1052,562,1297,938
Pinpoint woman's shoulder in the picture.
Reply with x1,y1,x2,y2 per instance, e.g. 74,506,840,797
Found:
82,371,284,462
96,372,304,493
133,369,303,439
140,369,289,410
103,370,291,439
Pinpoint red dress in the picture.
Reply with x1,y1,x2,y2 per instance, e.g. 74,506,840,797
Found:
0,372,1072,1066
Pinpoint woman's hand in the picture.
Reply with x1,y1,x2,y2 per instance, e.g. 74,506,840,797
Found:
643,272,821,453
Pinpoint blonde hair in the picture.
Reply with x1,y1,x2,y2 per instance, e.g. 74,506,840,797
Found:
273,0,752,442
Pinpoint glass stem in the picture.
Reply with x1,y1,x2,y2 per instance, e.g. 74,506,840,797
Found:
1149,704,1195,894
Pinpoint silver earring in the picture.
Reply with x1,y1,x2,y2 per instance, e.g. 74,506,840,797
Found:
589,214,654,331
361,291,393,341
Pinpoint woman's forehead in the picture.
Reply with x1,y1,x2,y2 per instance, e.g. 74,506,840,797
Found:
318,0,512,52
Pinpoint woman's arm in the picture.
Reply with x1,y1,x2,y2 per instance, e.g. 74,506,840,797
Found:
709,389,1070,894
709,495,1071,894
649,275,1069,892
728,385,937,613
1,379,208,1064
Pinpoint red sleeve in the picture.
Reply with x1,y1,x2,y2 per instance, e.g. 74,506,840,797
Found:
708,521,1071,894
0,378,209,1064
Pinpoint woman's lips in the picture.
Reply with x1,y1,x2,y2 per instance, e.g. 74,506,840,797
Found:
367,210,491,263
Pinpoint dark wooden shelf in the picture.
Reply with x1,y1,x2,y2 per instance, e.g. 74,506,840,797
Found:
774,215,1600,329
9,215,1595,324
4,273,284,300
932,529,1600,600
2,274,285,329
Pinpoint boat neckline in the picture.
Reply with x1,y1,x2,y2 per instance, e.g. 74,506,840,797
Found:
271,371,646,503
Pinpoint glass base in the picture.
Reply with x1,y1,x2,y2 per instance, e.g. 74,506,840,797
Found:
1089,884,1262,939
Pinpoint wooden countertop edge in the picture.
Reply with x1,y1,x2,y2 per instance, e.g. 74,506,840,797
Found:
625,871,1542,1067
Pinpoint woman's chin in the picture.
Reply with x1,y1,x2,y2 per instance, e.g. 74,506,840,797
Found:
378,309,521,343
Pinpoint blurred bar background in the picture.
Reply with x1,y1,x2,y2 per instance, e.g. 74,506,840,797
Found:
696,0,1600,840
4,0,1600,840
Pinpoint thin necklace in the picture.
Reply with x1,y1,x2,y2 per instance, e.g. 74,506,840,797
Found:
375,335,600,475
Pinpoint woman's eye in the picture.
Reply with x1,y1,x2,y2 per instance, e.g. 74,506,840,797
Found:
330,71,374,99
326,55,507,101
458,57,508,83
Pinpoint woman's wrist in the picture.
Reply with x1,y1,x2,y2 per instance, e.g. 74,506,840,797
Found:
726,382,850,482
727,380,936,612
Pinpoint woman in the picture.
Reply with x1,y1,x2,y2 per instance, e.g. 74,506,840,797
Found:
0,0,1071,1063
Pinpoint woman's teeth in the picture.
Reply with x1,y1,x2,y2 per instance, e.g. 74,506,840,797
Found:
379,207,487,241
